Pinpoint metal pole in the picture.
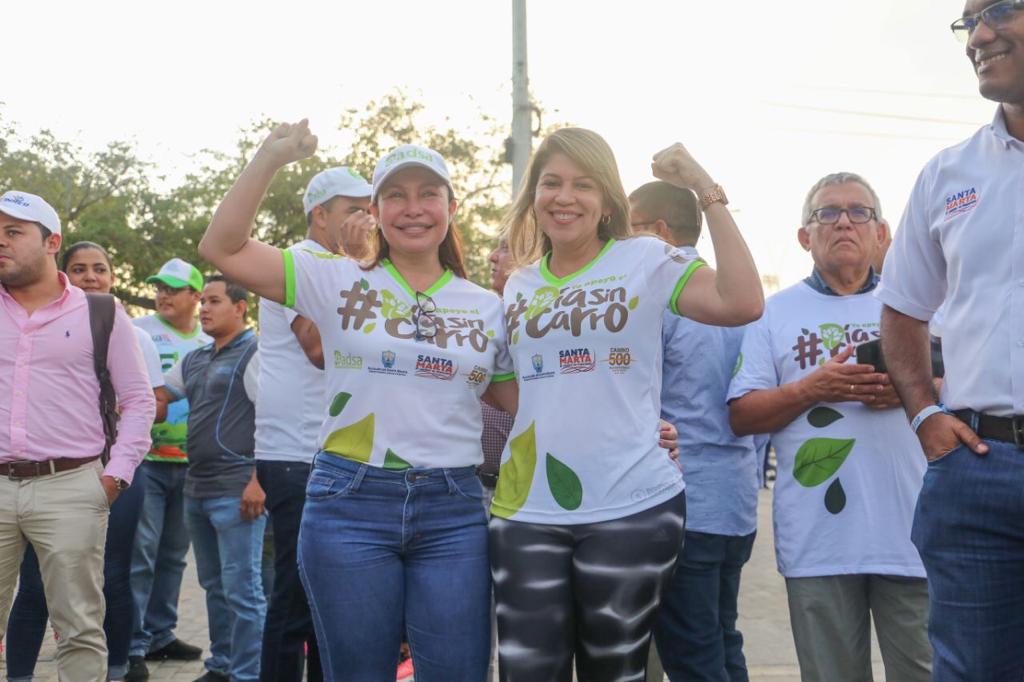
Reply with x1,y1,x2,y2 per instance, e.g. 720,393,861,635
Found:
511,0,530,195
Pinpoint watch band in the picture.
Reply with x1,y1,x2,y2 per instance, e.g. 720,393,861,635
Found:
113,476,130,491
911,404,948,433
698,184,728,209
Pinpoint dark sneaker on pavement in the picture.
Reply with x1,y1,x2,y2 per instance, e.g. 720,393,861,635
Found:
124,656,149,681
192,672,230,682
145,638,203,661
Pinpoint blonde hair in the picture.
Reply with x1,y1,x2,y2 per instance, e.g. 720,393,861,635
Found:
503,128,633,267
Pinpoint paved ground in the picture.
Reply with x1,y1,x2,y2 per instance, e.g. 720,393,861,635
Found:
4,489,887,681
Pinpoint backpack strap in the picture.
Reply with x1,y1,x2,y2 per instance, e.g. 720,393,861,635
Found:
86,293,119,466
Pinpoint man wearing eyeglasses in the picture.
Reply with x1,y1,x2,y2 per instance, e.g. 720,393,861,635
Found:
729,173,931,682
878,1,1024,677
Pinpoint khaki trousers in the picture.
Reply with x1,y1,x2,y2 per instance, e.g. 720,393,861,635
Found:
786,574,932,682
0,461,110,682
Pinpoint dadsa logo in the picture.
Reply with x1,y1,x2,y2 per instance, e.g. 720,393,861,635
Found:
415,354,457,381
559,348,596,374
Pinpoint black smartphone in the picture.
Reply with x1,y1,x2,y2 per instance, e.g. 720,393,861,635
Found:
855,339,886,373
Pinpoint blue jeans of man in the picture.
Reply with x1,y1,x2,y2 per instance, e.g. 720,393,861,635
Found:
6,480,144,681
129,460,190,657
654,530,756,682
256,460,321,682
912,440,1024,680
298,453,491,682
185,495,267,682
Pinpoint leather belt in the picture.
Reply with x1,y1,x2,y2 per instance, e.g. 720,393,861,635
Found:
0,455,101,480
953,410,1024,449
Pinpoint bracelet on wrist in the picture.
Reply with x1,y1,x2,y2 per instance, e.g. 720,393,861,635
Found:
910,404,948,433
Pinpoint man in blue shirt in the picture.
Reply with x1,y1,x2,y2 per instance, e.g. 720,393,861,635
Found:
630,181,759,682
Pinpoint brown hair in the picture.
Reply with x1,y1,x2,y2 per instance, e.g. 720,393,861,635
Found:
503,127,633,267
628,181,702,246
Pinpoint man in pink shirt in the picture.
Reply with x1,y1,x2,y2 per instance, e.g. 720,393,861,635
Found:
0,190,156,682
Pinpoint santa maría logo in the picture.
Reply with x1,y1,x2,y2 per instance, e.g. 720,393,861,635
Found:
944,187,979,220
523,353,555,382
559,348,596,374
367,350,407,377
415,354,457,381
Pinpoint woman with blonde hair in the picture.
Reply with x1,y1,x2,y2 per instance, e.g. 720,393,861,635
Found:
490,128,763,681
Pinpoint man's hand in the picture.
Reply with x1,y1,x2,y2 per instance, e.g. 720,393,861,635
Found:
255,119,318,169
659,419,680,461
338,210,377,259
916,412,988,461
651,143,714,191
240,475,266,521
865,375,903,410
799,345,887,404
100,476,121,506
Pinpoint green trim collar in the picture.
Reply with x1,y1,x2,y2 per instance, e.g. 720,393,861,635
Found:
381,259,453,298
539,239,615,286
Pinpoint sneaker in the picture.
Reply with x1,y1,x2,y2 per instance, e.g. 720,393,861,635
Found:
192,672,230,682
396,657,415,681
145,638,203,661
124,656,150,681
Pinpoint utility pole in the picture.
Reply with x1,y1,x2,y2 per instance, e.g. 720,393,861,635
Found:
511,0,530,195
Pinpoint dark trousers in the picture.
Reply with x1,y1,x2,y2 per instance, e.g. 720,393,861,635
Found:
654,530,756,682
256,460,321,682
6,479,144,679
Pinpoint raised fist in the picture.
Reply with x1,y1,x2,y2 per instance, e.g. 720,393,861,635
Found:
257,119,318,168
651,142,713,191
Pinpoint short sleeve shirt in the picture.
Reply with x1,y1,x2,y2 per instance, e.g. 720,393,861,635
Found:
493,237,704,524
283,251,514,469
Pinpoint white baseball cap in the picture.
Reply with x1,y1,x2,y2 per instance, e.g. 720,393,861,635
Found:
0,191,61,235
302,167,372,215
371,144,454,202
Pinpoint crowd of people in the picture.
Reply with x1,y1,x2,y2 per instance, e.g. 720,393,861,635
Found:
1,2,1023,680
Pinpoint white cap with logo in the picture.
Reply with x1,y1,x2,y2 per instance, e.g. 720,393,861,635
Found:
302,167,372,215
371,144,454,202
0,191,61,235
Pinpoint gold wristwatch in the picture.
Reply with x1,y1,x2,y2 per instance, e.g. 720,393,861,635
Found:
698,184,728,209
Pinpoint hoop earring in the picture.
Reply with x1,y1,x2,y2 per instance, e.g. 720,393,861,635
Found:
600,214,611,225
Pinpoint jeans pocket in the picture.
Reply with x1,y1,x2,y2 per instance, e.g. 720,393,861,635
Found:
450,474,485,503
305,471,356,501
927,443,965,465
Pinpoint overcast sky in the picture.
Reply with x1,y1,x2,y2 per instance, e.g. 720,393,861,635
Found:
7,0,991,286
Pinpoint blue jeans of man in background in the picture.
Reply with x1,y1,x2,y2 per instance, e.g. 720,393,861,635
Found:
256,460,321,682
185,494,267,682
298,454,491,682
913,441,1024,680
129,461,190,658
654,530,756,682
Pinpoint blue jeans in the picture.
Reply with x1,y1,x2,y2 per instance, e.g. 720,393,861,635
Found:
256,460,321,682
912,440,1024,680
184,495,267,682
6,480,144,681
653,531,756,682
298,453,491,682
129,460,190,657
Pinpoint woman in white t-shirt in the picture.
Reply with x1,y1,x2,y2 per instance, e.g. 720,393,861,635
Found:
491,128,763,680
198,121,523,681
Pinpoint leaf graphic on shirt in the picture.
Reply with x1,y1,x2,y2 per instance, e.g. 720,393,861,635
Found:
806,406,844,428
824,478,847,514
792,438,855,488
732,353,743,378
486,329,496,338
328,392,352,417
362,323,376,334
546,453,583,510
360,278,370,291
383,449,411,470
819,323,845,351
380,289,413,320
512,331,520,345
525,286,559,321
628,296,639,310
322,413,375,463
491,421,538,518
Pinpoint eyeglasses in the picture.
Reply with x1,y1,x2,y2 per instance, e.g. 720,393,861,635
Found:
951,0,1024,42
808,206,877,225
413,291,438,340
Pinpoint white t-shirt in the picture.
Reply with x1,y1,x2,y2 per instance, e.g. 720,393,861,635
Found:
283,251,514,469
135,327,165,389
493,237,704,524
728,282,927,578
255,239,328,463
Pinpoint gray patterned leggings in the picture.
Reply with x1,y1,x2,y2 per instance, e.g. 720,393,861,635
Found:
489,492,685,682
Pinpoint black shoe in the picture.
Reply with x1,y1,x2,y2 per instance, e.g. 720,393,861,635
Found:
192,672,230,682
145,638,203,661
124,656,150,681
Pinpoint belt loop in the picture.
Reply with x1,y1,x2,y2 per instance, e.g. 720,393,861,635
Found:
350,464,368,493
970,410,980,433
443,468,458,494
47,460,55,476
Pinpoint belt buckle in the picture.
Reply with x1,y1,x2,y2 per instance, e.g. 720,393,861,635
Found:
1013,417,1024,450
7,460,43,481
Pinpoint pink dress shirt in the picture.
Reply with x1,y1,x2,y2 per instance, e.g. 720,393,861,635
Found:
0,273,155,483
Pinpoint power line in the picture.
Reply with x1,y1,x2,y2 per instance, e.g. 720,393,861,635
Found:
770,126,964,142
766,101,981,126
798,85,979,102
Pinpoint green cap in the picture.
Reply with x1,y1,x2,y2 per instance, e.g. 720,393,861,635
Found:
146,258,204,291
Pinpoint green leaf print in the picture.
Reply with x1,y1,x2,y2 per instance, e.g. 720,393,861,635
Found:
807,406,844,428
793,437,856,488
545,453,583,510
492,421,539,518
383,449,411,470
360,278,370,291
819,323,845,351
362,323,376,334
512,331,520,345
732,353,743,378
824,478,847,514
322,413,375,463
525,286,560,321
380,289,413,320
628,296,639,310
328,392,352,417
486,329,496,338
